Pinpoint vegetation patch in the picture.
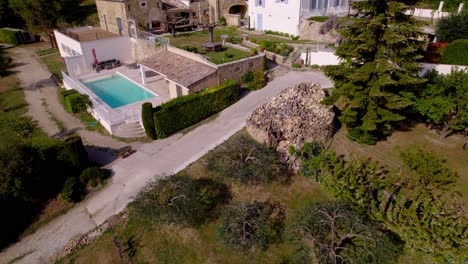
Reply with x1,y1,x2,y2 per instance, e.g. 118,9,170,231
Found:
152,80,239,138
442,39,468,66
40,53,67,80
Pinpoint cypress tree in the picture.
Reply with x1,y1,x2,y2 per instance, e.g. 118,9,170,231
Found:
323,0,426,143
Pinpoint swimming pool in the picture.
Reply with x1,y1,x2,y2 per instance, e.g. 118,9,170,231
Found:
83,74,155,108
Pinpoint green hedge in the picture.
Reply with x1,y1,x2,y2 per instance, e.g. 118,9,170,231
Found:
61,90,78,112
153,80,239,138
442,39,468,66
142,102,156,139
0,29,20,45
65,93,91,113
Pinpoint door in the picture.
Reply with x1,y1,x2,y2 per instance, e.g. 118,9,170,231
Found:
128,21,137,38
116,17,123,35
257,13,263,31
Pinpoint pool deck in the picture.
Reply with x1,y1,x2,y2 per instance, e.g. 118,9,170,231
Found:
78,65,171,111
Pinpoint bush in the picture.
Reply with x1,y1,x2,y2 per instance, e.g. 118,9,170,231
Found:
130,175,231,226
250,47,258,55
0,29,20,44
65,93,91,113
79,167,109,187
153,80,239,138
0,48,12,76
219,16,227,26
287,201,403,264
206,132,286,185
292,63,302,69
247,70,266,91
3,115,37,137
182,46,198,53
224,53,234,58
347,127,379,145
141,102,156,139
436,13,468,43
442,39,468,66
310,64,320,69
241,70,254,84
219,200,286,250
61,177,83,203
308,16,329,22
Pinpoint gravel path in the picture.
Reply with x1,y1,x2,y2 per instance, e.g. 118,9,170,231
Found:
0,49,332,264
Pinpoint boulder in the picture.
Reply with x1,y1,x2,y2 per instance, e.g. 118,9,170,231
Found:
246,82,335,171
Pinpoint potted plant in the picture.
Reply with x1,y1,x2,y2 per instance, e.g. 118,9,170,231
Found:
259,43,266,53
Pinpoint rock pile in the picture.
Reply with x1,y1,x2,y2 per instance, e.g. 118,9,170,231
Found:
246,82,335,171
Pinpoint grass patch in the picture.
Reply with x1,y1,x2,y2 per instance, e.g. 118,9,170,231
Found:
35,48,58,57
40,53,66,80
205,48,251,64
308,16,329,22
57,129,329,263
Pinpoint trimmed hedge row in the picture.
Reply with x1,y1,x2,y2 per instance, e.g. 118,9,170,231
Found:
153,80,239,138
442,39,468,66
142,102,156,139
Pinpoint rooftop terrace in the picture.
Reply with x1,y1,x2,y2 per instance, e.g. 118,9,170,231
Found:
58,27,120,42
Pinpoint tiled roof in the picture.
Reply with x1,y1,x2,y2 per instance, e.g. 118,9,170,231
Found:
139,50,217,89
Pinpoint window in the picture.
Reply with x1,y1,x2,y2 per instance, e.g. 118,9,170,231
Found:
276,0,288,3
255,0,265,7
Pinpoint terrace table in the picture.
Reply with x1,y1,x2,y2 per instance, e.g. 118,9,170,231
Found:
203,42,222,52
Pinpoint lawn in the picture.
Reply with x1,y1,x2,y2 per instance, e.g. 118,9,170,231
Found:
35,48,58,57
40,53,67,80
204,47,251,64
57,130,330,264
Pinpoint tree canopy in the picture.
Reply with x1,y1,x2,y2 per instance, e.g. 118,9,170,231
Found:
436,12,468,43
323,0,425,144
415,69,468,137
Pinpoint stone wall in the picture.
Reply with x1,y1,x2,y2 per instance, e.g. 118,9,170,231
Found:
246,83,335,171
217,54,264,83
298,18,339,42
96,0,129,36
189,71,219,92
127,0,165,29
220,0,247,17
225,14,240,26
190,1,211,24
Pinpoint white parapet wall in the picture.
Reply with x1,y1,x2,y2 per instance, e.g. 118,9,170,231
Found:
300,51,467,75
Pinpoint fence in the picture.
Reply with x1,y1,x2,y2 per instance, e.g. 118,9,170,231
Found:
137,30,170,46
62,71,141,130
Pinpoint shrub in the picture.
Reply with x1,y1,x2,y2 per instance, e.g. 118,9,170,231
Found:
61,177,83,202
0,29,20,44
250,47,258,55
79,167,109,187
130,175,231,226
219,16,227,26
3,116,37,137
241,70,254,84
442,39,468,66
347,127,379,145
153,80,239,138
247,70,266,91
182,46,198,53
63,136,88,170
65,93,91,113
219,200,286,250
292,63,302,69
224,53,234,58
141,102,156,139
292,36,300,40
310,64,320,69
308,16,329,22
287,201,404,264
206,132,286,185
0,48,12,76
436,13,468,43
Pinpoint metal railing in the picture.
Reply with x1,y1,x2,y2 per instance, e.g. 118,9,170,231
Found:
62,71,141,126
137,30,170,46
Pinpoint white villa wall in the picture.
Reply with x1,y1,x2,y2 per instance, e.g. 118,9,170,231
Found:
301,51,340,66
420,63,467,76
81,37,133,68
55,30,84,58
64,55,87,77
248,0,301,36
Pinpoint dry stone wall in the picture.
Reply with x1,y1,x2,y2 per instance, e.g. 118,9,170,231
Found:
246,82,335,171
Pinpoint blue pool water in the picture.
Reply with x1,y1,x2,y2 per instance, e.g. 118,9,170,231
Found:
84,75,155,108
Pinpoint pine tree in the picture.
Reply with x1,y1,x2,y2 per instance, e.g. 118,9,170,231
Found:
323,0,425,144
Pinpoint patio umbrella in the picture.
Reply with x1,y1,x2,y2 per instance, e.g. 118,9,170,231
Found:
92,48,98,66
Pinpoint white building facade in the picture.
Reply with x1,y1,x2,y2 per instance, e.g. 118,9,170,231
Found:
248,0,348,37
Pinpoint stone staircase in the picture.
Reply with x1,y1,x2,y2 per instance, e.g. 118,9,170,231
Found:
114,120,146,138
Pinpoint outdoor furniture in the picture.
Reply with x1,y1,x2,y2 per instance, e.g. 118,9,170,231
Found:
202,42,222,52
94,59,121,72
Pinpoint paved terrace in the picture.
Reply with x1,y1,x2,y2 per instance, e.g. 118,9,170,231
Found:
139,49,217,91
58,27,120,42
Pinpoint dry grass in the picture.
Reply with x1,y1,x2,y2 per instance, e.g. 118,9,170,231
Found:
329,124,468,197
58,130,326,264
